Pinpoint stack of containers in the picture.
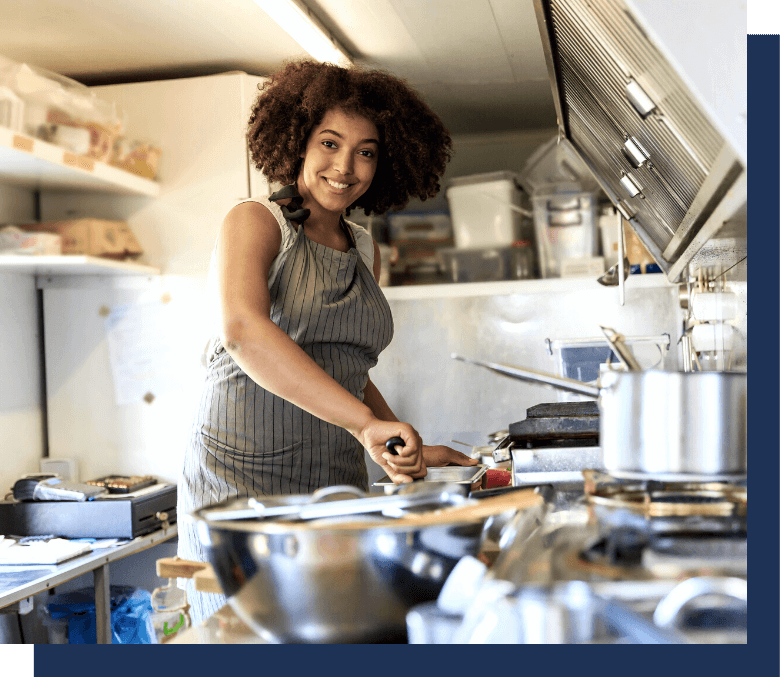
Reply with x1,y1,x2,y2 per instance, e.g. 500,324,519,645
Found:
519,137,602,278
443,171,536,283
0,55,160,179
386,211,454,284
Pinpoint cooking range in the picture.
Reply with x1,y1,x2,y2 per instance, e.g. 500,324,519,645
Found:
448,392,748,644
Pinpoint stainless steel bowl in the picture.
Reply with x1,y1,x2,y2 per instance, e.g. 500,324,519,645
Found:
193,489,481,643
191,486,542,643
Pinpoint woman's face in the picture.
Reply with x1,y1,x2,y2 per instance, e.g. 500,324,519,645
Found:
298,108,380,215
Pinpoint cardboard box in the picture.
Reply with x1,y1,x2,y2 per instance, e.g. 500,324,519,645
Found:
20,219,143,259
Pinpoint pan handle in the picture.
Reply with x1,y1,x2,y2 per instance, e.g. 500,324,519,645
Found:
452,354,600,398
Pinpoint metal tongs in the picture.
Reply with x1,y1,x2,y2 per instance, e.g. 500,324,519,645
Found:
201,484,470,523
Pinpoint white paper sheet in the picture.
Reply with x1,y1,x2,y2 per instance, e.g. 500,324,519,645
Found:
103,299,181,405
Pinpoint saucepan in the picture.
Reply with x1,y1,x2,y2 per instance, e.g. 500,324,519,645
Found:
453,355,746,481
192,482,543,643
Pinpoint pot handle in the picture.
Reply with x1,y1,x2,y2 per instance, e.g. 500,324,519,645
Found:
452,354,600,398
309,485,366,503
653,577,747,630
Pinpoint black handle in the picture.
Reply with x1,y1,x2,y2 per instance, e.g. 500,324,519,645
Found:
385,437,404,455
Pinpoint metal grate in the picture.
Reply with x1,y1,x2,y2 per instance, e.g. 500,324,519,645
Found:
545,0,735,267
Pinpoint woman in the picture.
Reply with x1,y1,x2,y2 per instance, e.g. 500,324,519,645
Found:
178,60,477,623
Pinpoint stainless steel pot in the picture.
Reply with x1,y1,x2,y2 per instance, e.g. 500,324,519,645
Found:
453,355,746,481
191,485,542,643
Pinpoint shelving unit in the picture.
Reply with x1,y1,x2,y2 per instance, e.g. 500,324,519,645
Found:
380,272,674,301
0,125,162,278
0,255,159,277
0,126,160,197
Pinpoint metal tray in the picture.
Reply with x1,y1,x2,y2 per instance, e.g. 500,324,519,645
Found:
373,465,487,487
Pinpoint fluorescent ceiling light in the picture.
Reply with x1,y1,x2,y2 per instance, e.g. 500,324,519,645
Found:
252,0,352,67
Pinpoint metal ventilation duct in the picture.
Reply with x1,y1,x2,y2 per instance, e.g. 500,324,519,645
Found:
533,0,747,282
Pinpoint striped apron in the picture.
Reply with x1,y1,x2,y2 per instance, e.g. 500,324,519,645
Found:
177,197,394,623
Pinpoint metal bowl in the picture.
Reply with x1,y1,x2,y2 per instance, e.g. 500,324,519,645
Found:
191,488,489,643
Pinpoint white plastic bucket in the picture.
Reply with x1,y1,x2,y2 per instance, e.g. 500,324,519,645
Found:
446,171,524,248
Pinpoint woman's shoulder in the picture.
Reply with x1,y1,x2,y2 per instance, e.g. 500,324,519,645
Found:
229,196,282,224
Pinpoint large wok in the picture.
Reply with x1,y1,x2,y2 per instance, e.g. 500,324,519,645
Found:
454,355,746,481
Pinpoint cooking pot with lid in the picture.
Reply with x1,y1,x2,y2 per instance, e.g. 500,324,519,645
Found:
454,355,746,481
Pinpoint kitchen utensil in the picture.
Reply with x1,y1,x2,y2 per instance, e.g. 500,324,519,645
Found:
385,436,403,455
597,257,630,286
192,486,542,643
599,325,642,371
373,465,488,487
199,484,468,522
453,354,746,481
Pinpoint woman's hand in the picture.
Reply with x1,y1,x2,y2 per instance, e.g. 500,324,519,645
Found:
422,445,480,468
357,418,426,484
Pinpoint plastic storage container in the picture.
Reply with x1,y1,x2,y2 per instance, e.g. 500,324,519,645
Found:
438,243,535,283
532,191,598,277
446,171,531,249
387,212,452,241
547,336,672,402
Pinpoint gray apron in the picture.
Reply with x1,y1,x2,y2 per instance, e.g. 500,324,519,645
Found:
178,199,393,623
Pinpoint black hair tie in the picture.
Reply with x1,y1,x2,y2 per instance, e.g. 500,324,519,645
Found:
268,184,311,223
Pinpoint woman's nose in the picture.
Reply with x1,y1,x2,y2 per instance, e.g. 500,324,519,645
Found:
333,150,353,175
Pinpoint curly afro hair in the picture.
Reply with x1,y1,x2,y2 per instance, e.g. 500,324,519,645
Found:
247,60,452,215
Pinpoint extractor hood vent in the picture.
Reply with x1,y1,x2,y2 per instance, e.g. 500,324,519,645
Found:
534,0,746,282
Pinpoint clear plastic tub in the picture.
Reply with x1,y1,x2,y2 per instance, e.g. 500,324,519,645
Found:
438,244,535,283
532,191,598,278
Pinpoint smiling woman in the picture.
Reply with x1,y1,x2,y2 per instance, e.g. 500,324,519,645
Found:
177,58,473,626
246,59,452,215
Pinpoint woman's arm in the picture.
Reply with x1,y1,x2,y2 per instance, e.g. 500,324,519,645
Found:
367,241,476,472
218,202,423,483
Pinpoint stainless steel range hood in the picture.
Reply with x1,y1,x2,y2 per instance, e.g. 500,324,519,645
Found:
533,0,747,283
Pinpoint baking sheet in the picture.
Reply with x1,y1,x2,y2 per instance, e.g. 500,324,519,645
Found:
373,465,487,487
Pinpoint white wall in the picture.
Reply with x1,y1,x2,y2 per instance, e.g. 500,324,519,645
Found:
0,184,44,495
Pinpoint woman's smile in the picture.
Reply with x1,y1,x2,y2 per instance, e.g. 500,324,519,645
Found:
325,178,352,191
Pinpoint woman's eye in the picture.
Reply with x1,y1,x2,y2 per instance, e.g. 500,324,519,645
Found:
359,149,375,158
322,140,337,149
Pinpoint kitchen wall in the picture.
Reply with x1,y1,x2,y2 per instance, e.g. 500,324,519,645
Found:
367,276,687,486
0,183,44,495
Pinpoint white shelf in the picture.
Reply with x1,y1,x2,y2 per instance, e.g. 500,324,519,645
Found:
0,255,160,277
0,126,160,196
380,273,675,301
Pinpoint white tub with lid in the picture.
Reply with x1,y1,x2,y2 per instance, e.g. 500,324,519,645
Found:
446,171,527,248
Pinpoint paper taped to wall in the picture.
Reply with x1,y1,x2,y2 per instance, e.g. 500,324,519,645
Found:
104,298,180,405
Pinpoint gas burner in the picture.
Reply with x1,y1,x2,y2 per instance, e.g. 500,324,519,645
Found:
581,470,747,537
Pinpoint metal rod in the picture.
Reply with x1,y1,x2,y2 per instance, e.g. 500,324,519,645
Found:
452,354,600,397
617,211,626,305
94,564,112,644
681,335,693,372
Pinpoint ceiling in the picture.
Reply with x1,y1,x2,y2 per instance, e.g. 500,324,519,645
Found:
0,0,557,135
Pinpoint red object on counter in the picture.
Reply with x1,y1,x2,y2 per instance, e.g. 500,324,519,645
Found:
485,468,512,489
